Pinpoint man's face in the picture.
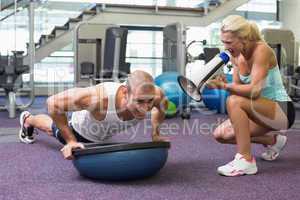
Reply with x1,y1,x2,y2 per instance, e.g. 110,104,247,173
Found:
220,31,243,57
126,84,156,119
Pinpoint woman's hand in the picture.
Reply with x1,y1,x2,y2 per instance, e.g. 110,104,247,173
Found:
215,74,227,82
206,75,227,90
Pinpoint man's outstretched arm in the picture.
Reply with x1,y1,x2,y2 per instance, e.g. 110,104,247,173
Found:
151,88,169,142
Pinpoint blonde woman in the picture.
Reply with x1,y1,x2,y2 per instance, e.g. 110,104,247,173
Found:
208,15,295,176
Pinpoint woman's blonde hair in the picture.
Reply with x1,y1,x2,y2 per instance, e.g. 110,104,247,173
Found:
221,15,262,41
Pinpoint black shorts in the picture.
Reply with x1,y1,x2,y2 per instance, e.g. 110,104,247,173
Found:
276,101,295,129
51,123,93,145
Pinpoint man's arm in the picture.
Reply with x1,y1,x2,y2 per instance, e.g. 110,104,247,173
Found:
150,87,169,142
46,86,102,159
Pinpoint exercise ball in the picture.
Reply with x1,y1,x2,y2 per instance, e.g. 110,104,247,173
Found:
154,72,191,107
72,142,170,181
202,87,230,114
166,100,177,118
226,74,233,83
201,73,232,113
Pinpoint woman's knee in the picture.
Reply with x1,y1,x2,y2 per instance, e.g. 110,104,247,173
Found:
226,95,246,112
213,133,226,143
213,126,234,143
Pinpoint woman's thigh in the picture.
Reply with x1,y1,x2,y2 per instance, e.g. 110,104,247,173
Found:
227,95,289,131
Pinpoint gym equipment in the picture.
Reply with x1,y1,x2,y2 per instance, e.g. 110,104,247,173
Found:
163,23,186,75
185,40,207,63
162,24,222,119
201,73,232,114
74,23,130,87
0,1,35,118
177,51,231,102
202,87,230,114
262,29,297,69
226,73,233,83
0,51,33,118
166,100,177,118
102,27,130,81
162,23,191,118
154,72,191,108
72,141,170,181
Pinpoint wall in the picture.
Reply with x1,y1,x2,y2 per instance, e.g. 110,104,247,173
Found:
280,0,300,42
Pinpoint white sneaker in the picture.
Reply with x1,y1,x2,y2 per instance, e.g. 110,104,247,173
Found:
217,153,258,177
261,134,287,161
19,111,36,144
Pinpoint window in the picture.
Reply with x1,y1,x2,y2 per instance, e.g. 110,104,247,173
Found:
126,29,163,77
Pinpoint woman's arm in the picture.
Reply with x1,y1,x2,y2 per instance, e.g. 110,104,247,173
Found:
225,47,270,99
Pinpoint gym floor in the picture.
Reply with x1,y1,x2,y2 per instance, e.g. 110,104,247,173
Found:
0,97,300,200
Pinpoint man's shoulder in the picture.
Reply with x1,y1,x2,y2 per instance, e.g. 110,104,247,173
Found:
154,86,165,106
154,86,164,97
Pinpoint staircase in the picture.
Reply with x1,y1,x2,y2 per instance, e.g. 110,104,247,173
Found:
0,0,29,21
23,0,249,65
0,0,22,11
